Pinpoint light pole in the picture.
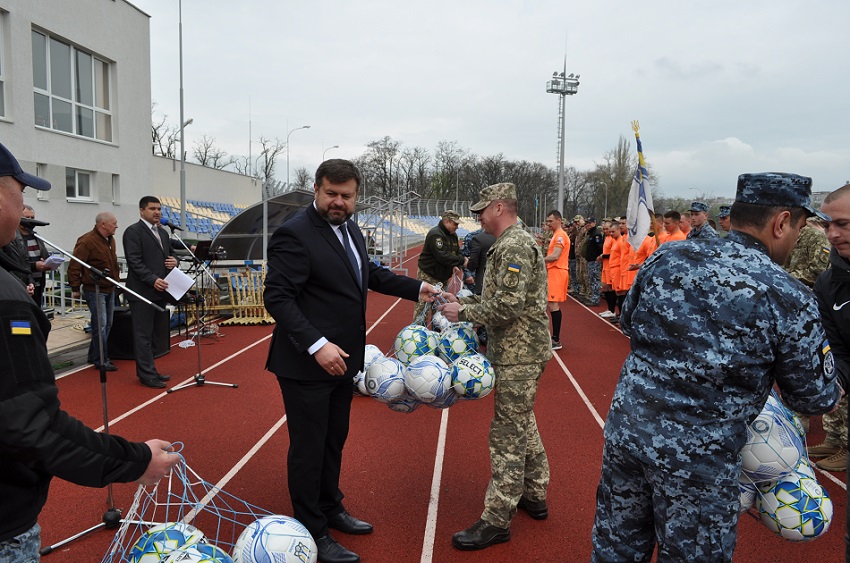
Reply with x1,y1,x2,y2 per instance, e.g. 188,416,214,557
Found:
286,125,311,187
545,63,580,214
178,0,188,230
322,145,339,161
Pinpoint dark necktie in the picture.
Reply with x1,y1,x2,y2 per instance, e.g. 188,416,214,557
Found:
340,225,361,288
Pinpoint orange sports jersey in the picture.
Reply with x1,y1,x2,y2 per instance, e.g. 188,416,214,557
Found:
664,230,686,243
608,236,625,292
601,235,614,285
547,228,571,270
620,238,639,291
656,231,669,245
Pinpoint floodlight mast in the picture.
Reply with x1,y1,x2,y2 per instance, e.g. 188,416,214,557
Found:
545,64,580,214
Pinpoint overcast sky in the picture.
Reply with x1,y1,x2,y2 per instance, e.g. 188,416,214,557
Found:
132,0,850,200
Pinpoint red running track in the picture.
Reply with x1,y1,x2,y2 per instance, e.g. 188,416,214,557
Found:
38,252,846,562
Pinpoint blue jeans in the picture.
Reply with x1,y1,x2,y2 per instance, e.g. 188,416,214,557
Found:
0,523,40,562
84,289,115,366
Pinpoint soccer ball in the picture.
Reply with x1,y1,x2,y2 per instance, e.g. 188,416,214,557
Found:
387,398,423,413
757,471,833,541
740,410,804,483
456,288,474,298
232,515,317,563
437,326,478,363
430,311,451,333
425,387,460,409
450,354,495,399
393,325,439,365
739,476,758,513
163,543,233,562
404,355,451,403
130,523,205,563
352,370,368,396
364,357,408,403
364,344,384,368
763,393,807,438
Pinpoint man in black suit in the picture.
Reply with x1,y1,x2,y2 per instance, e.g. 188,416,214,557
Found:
264,159,438,563
123,196,176,389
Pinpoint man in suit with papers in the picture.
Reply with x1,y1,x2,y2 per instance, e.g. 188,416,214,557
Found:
123,196,177,389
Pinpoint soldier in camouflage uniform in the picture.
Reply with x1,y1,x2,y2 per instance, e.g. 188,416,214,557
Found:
574,215,590,297
686,201,719,239
440,183,552,551
784,218,830,287
412,210,466,323
717,205,731,233
592,172,843,562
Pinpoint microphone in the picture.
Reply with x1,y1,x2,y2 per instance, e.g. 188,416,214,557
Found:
160,217,183,231
20,217,49,229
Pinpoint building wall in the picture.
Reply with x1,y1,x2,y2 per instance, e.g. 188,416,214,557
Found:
152,155,259,208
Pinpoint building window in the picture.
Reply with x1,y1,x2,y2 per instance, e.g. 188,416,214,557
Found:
32,30,112,141
66,168,92,200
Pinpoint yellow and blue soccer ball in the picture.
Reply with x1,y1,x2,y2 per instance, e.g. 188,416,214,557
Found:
163,542,233,562
437,325,478,363
232,515,317,563
393,324,439,365
404,354,451,403
364,357,408,403
130,522,205,563
757,470,833,541
450,354,495,399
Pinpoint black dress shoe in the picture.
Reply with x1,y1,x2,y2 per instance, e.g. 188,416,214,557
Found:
94,362,118,372
517,496,549,520
452,519,510,550
327,510,373,535
315,535,360,563
156,374,171,381
139,378,166,389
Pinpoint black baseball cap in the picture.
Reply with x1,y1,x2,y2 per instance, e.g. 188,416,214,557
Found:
0,143,51,190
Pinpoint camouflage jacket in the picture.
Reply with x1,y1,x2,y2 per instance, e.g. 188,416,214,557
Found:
417,221,463,283
686,222,718,240
458,224,551,370
784,224,830,287
606,230,841,485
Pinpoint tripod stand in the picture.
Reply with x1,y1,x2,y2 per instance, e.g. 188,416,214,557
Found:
34,234,166,556
166,230,236,394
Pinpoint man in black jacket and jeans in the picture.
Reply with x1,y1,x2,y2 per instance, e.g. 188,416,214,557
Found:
0,143,178,561
580,217,605,306
813,184,850,560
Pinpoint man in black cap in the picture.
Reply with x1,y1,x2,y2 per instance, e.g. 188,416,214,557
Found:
412,210,466,323
0,143,178,561
592,172,843,561
580,216,604,306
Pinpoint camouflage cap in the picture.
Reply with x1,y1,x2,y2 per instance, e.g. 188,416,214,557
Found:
735,172,829,221
442,209,460,223
586,216,597,223
717,205,731,218
689,201,709,213
469,182,517,213
573,214,584,222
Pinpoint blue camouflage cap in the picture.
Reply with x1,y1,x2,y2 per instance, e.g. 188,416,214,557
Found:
689,201,709,213
717,205,731,218
735,172,829,221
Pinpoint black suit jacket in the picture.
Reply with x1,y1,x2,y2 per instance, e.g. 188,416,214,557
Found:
264,205,421,381
123,220,175,302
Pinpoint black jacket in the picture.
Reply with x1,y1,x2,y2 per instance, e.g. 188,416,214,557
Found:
417,221,463,283
466,231,496,295
584,226,605,262
814,249,850,392
0,268,150,542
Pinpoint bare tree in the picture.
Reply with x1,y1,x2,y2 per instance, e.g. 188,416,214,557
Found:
293,166,313,190
193,135,233,169
151,103,177,158
355,136,403,199
255,137,286,184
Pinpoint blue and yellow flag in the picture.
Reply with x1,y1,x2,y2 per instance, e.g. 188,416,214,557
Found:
626,120,654,251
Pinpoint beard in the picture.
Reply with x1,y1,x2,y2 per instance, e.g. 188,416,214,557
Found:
317,204,352,226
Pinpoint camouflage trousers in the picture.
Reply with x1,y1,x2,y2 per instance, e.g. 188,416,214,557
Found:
592,440,738,562
412,269,444,326
568,259,577,293
481,363,550,529
576,256,589,296
823,395,849,447
582,261,602,305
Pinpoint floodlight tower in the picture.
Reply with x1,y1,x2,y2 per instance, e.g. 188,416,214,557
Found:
546,62,580,214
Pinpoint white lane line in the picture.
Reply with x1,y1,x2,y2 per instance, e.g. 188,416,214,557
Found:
816,466,847,491
552,350,606,430
95,333,273,432
420,408,449,563
367,298,402,336
182,414,288,523
570,295,625,336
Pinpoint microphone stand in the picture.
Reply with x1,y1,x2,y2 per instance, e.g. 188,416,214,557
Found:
33,234,165,556
164,226,237,393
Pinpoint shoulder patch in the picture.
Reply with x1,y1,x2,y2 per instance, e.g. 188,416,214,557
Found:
11,320,32,336
435,238,444,249
507,263,521,273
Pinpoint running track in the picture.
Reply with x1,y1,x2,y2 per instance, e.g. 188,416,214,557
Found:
38,249,846,562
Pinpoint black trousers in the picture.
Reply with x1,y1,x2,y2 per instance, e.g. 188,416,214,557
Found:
277,376,353,538
129,299,167,380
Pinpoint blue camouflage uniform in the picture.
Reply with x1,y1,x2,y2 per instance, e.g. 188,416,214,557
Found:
592,174,842,562
686,201,719,240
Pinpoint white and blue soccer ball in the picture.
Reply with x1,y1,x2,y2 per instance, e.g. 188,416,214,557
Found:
739,475,759,513
456,288,474,298
364,344,384,368
130,522,205,563
393,324,439,365
430,311,452,333
364,357,407,403
757,470,833,541
232,515,317,563
450,353,495,399
425,387,460,409
387,397,423,413
763,393,807,438
740,409,804,483
404,355,451,403
352,370,368,396
437,325,478,363
163,542,233,563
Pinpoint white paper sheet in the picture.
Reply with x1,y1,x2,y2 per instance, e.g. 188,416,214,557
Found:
43,255,65,270
164,267,195,301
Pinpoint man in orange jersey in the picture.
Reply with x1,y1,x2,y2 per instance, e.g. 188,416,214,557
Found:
679,211,691,237
605,219,627,323
543,210,570,350
662,210,687,243
599,220,618,319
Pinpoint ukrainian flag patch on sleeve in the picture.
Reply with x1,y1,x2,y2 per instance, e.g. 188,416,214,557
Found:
507,263,521,273
11,320,32,336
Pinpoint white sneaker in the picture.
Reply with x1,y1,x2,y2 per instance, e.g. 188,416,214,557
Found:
599,311,615,318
